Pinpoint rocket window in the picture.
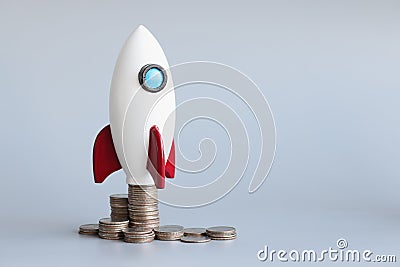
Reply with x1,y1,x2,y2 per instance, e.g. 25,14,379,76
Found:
138,64,167,92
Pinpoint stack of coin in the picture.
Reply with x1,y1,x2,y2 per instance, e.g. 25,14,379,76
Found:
123,228,155,243
79,224,99,235
155,225,184,240
206,226,237,240
110,194,129,221
128,185,160,230
98,218,129,240
183,227,207,237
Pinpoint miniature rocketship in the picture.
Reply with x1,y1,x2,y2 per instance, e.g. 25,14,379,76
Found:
92,25,175,189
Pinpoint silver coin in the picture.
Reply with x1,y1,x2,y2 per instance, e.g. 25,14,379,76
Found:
129,226,154,231
130,223,159,227
99,226,128,231
129,191,157,195
99,225,128,229
129,197,157,201
79,224,99,231
110,214,129,217
110,218,130,222
129,189,157,193
99,226,128,230
99,229,127,233
129,209,158,213
110,194,128,199
206,226,236,235
111,214,129,217
210,235,237,240
129,210,159,215
183,228,206,236
129,199,158,203
131,215,159,220
98,232,124,236
154,225,184,240
180,235,211,243
129,196,157,200
156,236,182,241
99,223,129,227
99,218,129,225
129,226,156,232
129,221,158,225
129,184,156,188
124,234,155,239
123,228,154,235
155,225,184,233
126,235,155,240
129,198,157,202
110,205,129,209
155,231,183,240
154,238,182,241
129,190,157,194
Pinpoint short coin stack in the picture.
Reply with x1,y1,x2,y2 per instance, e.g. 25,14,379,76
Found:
155,225,184,240
181,227,209,242
98,218,129,240
79,224,99,235
123,228,155,243
206,226,237,240
183,227,207,237
128,185,160,231
110,194,129,221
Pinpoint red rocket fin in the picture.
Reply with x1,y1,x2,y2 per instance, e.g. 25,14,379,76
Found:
93,125,122,183
147,126,165,189
165,140,175,178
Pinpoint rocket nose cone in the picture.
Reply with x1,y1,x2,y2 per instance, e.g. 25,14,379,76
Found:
134,24,151,35
127,25,158,45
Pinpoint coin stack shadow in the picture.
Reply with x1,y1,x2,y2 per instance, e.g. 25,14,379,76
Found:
98,218,129,240
110,194,129,221
128,185,160,231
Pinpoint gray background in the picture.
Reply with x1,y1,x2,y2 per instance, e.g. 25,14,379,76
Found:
1,0,399,266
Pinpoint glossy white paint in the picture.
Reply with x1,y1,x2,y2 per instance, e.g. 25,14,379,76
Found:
109,25,175,185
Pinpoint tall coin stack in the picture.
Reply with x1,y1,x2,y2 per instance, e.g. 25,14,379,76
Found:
128,185,160,231
110,194,129,221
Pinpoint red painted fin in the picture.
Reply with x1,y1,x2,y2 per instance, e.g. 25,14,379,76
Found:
147,126,165,189
165,140,175,178
93,125,122,183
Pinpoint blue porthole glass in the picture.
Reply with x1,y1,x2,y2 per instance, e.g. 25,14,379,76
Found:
138,64,167,92
144,67,164,89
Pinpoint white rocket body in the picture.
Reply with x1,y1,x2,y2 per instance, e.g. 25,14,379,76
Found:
109,25,175,186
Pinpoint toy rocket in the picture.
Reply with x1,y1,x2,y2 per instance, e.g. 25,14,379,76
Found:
92,25,175,189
